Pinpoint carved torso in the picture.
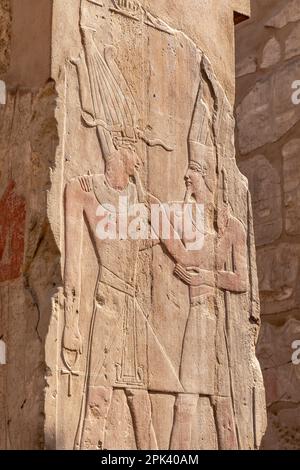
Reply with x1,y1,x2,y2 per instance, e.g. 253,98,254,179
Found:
80,174,141,287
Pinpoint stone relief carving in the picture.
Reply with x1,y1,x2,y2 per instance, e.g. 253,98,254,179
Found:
63,9,178,450
257,319,300,450
109,0,174,34
59,0,265,450
257,244,300,315
282,139,300,236
146,67,250,450
239,155,282,246
110,0,141,19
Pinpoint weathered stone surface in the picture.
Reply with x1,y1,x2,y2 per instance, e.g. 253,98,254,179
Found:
265,0,300,29
262,407,300,450
285,22,300,60
239,155,282,246
257,244,300,315
236,55,257,78
283,139,300,235
0,0,11,75
1,0,265,450
237,59,300,154
0,84,59,449
258,320,300,449
236,0,300,450
261,37,281,69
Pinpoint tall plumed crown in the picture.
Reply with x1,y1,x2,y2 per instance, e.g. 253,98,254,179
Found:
112,0,141,14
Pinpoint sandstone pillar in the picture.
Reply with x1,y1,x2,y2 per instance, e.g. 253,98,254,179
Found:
236,0,300,450
0,0,266,450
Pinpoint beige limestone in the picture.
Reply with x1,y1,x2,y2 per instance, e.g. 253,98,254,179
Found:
257,319,300,450
285,22,300,60
236,55,257,78
0,0,11,76
0,0,266,450
261,37,281,69
265,0,300,29
282,139,300,235
237,60,300,154
239,154,282,247
236,0,300,450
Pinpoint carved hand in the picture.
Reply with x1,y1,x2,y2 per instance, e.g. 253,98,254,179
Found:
62,324,83,369
174,264,214,287
174,264,200,286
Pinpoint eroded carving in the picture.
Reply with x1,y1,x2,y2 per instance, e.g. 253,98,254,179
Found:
109,0,174,34
282,139,300,236
63,16,179,450
60,0,265,451
0,180,26,283
110,0,141,20
257,244,300,315
145,62,249,450
239,155,282,246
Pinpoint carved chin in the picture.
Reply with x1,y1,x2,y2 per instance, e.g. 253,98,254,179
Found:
185,186,194,202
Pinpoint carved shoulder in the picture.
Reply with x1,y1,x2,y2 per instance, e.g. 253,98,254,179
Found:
228,215,247,241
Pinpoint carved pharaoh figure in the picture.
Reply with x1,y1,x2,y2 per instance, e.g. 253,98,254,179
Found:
159,162,248,450
63,23,177,450
62,2,265,450
152,62,252,449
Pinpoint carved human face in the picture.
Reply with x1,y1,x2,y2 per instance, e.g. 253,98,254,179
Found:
122,147,141,177
185,161,212,202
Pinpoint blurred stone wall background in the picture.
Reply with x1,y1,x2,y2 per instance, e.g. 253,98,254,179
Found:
236,0,300,450
0,0,11,76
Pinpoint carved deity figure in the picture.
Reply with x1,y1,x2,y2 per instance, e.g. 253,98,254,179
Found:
63,24,176,450
152,72,249,449
63,5,258,449
160,167,248,450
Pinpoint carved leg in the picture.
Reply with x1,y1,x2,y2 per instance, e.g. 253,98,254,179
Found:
125,389,158,450
213,396,238,450
80,385,113,450
170,394,198,450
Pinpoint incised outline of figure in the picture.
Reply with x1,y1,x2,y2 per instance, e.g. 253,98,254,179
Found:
63,16,178,450
62,0,262,450
146,65,249,449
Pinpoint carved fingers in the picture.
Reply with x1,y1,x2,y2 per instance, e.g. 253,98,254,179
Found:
174,264,215,287
174,264,198,286
63,325,83,365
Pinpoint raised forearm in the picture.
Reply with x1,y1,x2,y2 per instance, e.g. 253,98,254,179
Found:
217,271,247,293
192,269,215,287
64,286,81,329
162,237,197,266
64,180,84,327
